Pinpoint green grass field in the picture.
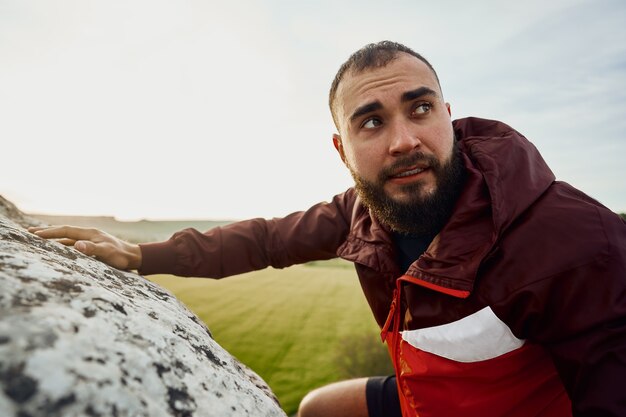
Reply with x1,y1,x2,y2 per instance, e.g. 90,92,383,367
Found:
149,259,392,415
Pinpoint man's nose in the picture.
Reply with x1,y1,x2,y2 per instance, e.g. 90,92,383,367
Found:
388,121,421,156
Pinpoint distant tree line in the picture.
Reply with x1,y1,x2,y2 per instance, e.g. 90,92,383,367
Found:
621,213,626,221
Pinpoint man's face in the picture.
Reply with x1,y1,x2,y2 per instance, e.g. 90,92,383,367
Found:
333,53,461,235
334,53,455,203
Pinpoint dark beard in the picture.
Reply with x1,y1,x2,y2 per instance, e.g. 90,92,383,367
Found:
351,140,466,238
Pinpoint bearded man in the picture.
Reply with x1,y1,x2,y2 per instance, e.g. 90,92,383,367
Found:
32,41,626,417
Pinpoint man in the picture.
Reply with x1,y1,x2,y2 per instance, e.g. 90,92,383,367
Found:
31,41,626,417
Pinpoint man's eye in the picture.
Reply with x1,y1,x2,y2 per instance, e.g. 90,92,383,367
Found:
362,118,382,129
413,102,432,115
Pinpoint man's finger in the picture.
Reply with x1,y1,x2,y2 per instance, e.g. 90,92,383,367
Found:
74,240,97,256
55,238,77,246
32,226,100,241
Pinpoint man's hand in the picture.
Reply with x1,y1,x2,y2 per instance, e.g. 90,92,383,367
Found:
28,226,142,271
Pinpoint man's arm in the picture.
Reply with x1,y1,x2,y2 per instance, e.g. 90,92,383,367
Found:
498,209,626,416
543,213,626,416
29,189,357,277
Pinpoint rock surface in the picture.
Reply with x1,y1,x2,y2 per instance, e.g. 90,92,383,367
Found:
0,198,286,417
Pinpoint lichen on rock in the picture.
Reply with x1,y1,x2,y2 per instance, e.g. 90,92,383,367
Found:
0,200,286,417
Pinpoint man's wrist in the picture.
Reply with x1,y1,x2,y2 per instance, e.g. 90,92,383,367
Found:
128,243,142,270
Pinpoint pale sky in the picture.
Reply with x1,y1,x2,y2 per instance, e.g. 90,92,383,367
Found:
2,0,625,220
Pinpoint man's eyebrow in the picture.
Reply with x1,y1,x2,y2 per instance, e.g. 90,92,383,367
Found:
401,87,439,102
348,87,439,124
349,101,383,124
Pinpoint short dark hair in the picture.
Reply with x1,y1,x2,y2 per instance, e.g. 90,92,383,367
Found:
329,41,441,129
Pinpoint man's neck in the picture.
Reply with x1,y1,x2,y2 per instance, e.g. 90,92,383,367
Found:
391,231,433,272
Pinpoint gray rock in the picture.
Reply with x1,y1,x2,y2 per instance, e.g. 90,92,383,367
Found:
0,203,286,417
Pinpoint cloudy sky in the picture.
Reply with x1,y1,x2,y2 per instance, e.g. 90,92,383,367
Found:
2,0,625,220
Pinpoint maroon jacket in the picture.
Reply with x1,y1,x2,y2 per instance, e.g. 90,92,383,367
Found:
140,118,626,416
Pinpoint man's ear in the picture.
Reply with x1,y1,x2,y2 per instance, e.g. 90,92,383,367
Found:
446,102,452,116
333,134,347,164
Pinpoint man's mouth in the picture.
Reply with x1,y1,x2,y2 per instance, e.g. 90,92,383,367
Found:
392,167,425,178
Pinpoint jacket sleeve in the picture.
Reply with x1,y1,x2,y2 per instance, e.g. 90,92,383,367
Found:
546,212,626,417
496,209,626,417
544,257,626,416
137,189,356,278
